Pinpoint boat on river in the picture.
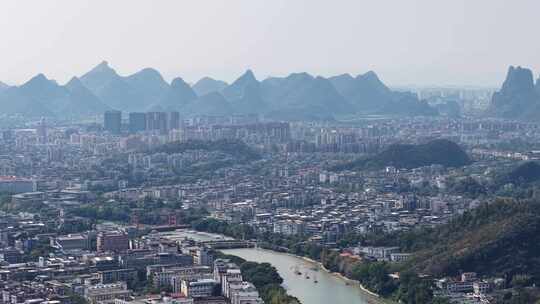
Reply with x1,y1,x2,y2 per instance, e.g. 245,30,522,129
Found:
222,248,386,304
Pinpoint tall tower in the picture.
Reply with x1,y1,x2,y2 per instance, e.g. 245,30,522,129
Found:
129,112,147,133
168,111,181,130
37,117,48,144
104,110,122,134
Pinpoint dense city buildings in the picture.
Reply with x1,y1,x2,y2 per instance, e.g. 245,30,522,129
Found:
0,176,37,193
1,101,540,304
0,109,537,301
3,1,540,303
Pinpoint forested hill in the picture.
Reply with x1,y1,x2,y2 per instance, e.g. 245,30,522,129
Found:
333,139,471,171
505,161,540,185
149,139,261,162
394,199,540,281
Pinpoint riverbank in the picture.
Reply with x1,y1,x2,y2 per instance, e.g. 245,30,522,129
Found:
300,255,381,297
222,247,393,304
284,250,395,304
174,226,395,303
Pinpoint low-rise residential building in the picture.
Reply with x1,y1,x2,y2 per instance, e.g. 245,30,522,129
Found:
84,282,131,304
181,279,218,298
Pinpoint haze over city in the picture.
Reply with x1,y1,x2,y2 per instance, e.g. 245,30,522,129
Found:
3,2,540,304
1,0,539,86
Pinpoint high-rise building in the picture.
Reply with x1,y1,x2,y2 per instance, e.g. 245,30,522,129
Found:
168,111,181,130
146,112,168,134
129,112,147,133
47,145,64,163
37,117,48,143
104,110,122,134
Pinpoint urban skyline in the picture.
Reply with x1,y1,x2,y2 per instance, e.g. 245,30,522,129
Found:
2,2,540,304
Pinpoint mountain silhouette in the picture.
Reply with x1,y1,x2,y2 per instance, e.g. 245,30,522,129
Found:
222,70,258,101
0,86,53,117
260,72,351,120
0,73,108,117
183,92,232,116
81,61,169,112
488,66,540,120
192,77,228,96
64,77,111,115
329,71,435,115
19,74,71,111
125,68,170,110
154,77,197,111
220,70,267,114
0,62,438,119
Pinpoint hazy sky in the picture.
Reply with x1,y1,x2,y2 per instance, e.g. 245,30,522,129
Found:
1,0,539,87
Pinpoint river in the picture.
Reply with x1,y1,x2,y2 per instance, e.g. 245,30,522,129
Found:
156,230,388,304
222,248,388,304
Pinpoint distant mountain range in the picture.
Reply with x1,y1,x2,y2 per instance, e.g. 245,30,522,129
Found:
0,73,110,118
329,72,436,116
0,61,438,119
192,77,228,97
487,66,540,120
80,62,169,112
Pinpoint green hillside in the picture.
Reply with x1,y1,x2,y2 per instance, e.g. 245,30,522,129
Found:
397,199,540,281
333,139,471,171
507,161,540,184
151,139,261,162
